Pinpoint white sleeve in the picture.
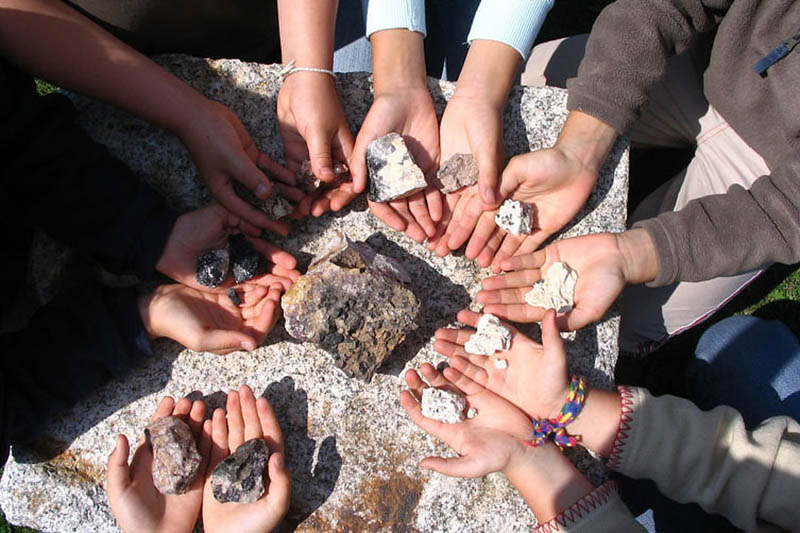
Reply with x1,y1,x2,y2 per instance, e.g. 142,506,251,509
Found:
365,0,427,38
467,0,553,59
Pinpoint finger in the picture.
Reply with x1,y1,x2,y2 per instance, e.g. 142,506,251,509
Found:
265,452,292,514
208,408,229,473
407,191,437,238
433,339,470,358
404,368,426,399
418,363,451,389
474,287,530,305
215,184,289,235
244,297,280,342
106,434,131,496
199,329,257,353
476,228,506,269
482,303,545,323
273,182,305,204
187,400,206,438
425,186,443,222
246,238,297,270
490,233,527,273
238,385,263,441
513,234,548,257
446,192,486,251
480,270,541,291
455,309,482,328
257,152,296,186
368,200,407,233
445,358,489,389
230,155,273,200
434,325,474,345
311,195,332,217
399,390,454,444
542,309,569,363
256,396,284,454
237,285,268,307
226,390,245,450
555,306,599,332
389,200,427,243
497,154,526,201
419,455,482,478
327,187,359,212
172,397,193,418
149,396,176,423
196,419,213,482
349,130,371,195
500,250,547,272
306,128,338,183
466,214,501,262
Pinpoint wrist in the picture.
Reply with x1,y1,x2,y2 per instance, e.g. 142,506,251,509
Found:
454,40,520,108
137,291,160,340
616,228,658,285
371,29,428,93
554,111,618,176
559,387,622,457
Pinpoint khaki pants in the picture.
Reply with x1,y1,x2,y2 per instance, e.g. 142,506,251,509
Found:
522,36,770,353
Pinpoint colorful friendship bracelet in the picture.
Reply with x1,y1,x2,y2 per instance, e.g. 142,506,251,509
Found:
525,375,587,450
279,59,337,81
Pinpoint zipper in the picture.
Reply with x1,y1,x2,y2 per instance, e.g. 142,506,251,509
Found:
754,28,800,75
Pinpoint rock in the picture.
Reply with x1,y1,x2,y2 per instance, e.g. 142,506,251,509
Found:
228,287,242,307
144,416,202,495
297,160,350,193
495,199,534,235
282,233,419,381
196,248,230,288
229,234,262,283
464,314,512,356
493,358,508,370
433,154,479,193
420,388,466,424
525,261,578,313
466,407,478,419
366,133,428,202
234,182,293,219
211,438,271,504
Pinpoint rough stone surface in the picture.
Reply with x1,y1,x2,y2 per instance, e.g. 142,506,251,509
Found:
282,234,419,381
433,154,479,193
495,199,534,235
0,56,629,533
211,438,271,504
297,160,350,193
229,234,262,284
196,248,229,288
145,416,202,495
525,261,578,314
228,288,242,307
366,133,427,202
465,314,513,356
234,182,294,220
421,388,466,424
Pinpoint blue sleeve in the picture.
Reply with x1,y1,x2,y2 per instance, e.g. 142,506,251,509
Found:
467,0,554,59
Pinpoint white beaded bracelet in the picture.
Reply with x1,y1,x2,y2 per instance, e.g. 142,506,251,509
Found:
279,59,336,81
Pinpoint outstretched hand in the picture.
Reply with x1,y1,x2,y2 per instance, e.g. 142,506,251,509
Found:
107,396,210,533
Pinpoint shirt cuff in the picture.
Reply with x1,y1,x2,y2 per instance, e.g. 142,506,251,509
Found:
467,0,554,60
366,0,426,38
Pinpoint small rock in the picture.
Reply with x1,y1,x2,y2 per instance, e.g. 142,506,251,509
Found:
234,182,293,219
466,407,478,419
145,416,202,495
296,160,350,193
525,261,578,313
421,388,466,424
493,358,508,370
228,288,242,307
229,234,262,284
495,199,534,235
464,314,512,355
196,248,230,288
433,154,479,193
210,438,271,504
366,133,427,202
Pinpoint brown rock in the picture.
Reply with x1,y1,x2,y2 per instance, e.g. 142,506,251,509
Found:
145,416,202,495
433,154,479,193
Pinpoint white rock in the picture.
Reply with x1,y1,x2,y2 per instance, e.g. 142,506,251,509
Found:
421,388,466,424
495,199,534,235
466,407,478,419
367,133,428,202
464,314,512,355
493,358,508,370
525,261,578,313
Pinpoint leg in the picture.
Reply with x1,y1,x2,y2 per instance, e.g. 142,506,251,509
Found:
425,0,480,80
333,0,373,73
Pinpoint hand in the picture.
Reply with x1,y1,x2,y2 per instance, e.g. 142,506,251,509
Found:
277,73,356,215
477,232,631,330
400,363,533,478
139,283,284,354
435,310,569,421
107,396,210,533
179,99,297,234
203,385,291,533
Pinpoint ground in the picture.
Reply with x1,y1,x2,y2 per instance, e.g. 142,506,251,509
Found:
3,1,798,531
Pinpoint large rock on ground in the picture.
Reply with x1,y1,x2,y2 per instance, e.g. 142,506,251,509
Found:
0,55,629,532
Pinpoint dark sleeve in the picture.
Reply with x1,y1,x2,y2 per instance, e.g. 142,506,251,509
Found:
566,0,731,133
0,61,176,280
0,283,153,466
634,153,800,285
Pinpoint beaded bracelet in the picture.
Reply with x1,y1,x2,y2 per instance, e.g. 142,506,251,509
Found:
279,59,337,81
524,375,587,450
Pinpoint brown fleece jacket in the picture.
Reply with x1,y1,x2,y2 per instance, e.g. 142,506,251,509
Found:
567,0,800,286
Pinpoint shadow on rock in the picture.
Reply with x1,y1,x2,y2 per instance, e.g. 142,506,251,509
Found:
262,377,341,531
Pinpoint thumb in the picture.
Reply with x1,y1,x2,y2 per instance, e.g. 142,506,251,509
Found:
265,451,292,515
498,154,527,201
198,329,258,353
306,129,336,183
541,309,568,368
475,148,501,207
106,435,131,497
231,155,273,200
419,455,482,478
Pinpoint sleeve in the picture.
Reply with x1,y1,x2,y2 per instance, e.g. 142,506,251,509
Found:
566,0,732,133
633,153,800,285
366,0,426,38
467,0,554,60
532,481,644,532
607,386,800,532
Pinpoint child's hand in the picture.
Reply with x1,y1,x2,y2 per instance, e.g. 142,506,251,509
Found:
139,283,283,354
107,396,210,533
400,363,533,478
202,385,291,533
434,310,570,421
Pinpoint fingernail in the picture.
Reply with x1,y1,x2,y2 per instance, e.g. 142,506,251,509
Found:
481,186,496,205
255,183,270,199
274,453,284,469
241,340,256,351
320,167,334,180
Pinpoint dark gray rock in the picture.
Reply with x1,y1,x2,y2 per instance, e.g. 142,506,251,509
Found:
210,438,271,504
228,287,242,307
281,233,420,381
196,248,229,288
434,154,479,193
366,133,427,202
145,416,202,495
229,234,262,283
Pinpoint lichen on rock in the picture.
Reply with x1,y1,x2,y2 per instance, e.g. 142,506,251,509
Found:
366,133,427,202
145,416,202,495
525,261,578,313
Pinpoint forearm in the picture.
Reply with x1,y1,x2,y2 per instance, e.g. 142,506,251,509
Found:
371,29,427,94
0,0,208,137
278,0,337,68
555,111,619,177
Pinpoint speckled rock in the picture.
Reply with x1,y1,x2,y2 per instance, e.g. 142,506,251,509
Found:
495,199,534,235
229,234,262,284
0,56,628,533
145,416,202,495
211,438,271,504
434,154,479,193
421,388,466,424
297,160,350,193
367,133,427,202
234,182,294,220
525,261,578,314
464,314,512,356
196,248,229,288
282,234,419,381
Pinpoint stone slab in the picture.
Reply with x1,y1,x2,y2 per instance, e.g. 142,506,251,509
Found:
0,55,628,532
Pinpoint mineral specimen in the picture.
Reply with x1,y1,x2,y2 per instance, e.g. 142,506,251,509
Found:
281,233,419,381
366,133,428,202
420,388,466,424
466,407,478,419
234,182,293,219
464,314,512,356
525,261,578,313
495,199,534,235
196,248,230,288
296,159,350,193
493,358,508,370
145,416,202,495
228,287,242,307
229,234,262,283
210,438,271,504
433,153,479,193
